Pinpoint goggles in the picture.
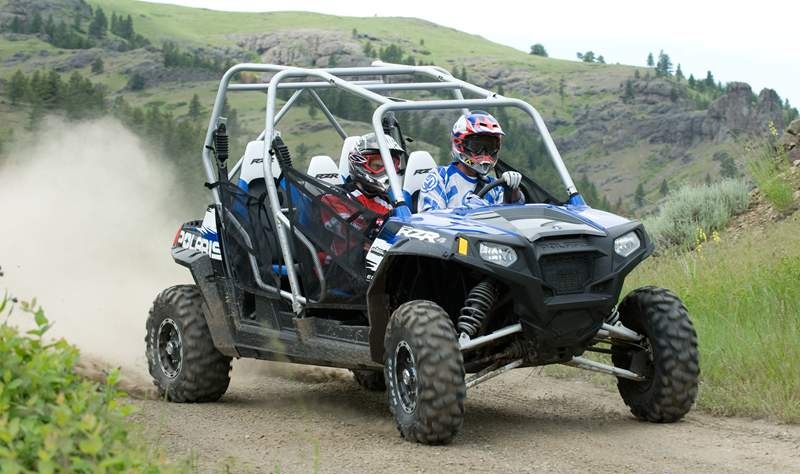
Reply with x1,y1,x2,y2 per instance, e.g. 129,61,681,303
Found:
462,134,501,157
362,151,401,174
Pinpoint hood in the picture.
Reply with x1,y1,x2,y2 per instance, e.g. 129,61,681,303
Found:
411,204,631,241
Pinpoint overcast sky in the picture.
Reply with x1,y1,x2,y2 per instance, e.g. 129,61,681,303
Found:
144,0,800,108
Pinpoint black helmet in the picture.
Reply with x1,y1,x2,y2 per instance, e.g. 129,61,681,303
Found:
348,133,403,198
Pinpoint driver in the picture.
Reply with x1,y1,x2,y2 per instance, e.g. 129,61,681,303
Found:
419,111,522,212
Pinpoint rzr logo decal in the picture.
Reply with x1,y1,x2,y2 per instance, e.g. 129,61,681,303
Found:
315,173,340,180
177,230,222,260
396,226,445,244
414,168,432,175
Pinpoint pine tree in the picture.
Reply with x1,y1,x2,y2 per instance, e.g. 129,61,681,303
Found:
30,11,43,33
655,50,672,77
7,70,29,105
88,7,108,39
122,15,134,39
10,16,22,33
704,71,715,88
596,55,605,64
529,43,548,57
622,79,635,103
688,74,696,88
634,183,645,207
363,41,374,58
614,196,624,214
646,52,654,67
110,12,118,35
188,94,202,119
44,15,55,38
675,64,684,82
659,179,669,196
127,72,145,91
91,57,104,74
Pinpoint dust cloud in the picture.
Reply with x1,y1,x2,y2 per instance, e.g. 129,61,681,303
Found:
0,117,195,371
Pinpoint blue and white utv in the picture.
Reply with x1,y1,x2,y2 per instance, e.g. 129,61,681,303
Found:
146,61,699,445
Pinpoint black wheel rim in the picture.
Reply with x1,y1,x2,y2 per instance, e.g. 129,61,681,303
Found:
394,341,418,414
157,318,183,379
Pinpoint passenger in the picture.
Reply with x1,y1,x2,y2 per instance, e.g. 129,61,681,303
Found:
321,132,403,256
419,111,523,211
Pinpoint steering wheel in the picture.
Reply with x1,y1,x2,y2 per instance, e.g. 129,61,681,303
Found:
476,178,506,198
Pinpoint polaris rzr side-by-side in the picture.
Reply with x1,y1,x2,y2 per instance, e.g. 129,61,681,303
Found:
146,61,699,444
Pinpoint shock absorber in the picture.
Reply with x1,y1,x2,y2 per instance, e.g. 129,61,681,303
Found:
458,280,498,337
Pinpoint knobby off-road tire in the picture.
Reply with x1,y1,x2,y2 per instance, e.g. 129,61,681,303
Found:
384,300,466,445
146,285,232,402
351,369,386,391
612,286,699,422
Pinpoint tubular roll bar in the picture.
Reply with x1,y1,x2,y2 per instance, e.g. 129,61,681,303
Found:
202,61,579,312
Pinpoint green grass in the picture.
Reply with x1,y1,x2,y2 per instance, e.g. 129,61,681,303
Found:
747,141,797,214
626,213,800,422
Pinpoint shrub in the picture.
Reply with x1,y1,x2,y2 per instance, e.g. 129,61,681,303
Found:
0,294,184,473
746,126,796,214
643,178,750,249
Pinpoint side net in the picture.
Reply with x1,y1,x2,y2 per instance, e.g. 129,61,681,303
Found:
281,167,385,303
217,180,283,295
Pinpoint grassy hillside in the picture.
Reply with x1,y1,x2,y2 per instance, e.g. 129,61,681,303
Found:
0,0,792,208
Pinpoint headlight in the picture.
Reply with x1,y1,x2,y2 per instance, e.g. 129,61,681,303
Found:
479,242,518,267
614,232,641,257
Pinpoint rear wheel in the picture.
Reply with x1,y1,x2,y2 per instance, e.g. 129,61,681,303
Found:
351,369,386,391
384,300,465,445
612,286,699,422
146,285,232,402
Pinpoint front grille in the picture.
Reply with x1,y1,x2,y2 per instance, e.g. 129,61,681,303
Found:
539,252,594,294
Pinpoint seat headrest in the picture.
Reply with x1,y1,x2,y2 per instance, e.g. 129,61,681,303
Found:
307,155,343,185
403,150,437,193
338,136,362,180
240,140,281,183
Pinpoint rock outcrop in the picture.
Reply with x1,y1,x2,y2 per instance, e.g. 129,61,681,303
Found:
234,30,369,68
704,82,784,141
780,119,800,163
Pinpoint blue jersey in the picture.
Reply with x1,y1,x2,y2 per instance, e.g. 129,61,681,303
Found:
419,163,521,212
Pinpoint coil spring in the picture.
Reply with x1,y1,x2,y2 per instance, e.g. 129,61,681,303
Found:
457,280,498,337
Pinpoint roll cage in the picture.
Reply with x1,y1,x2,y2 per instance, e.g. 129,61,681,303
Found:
202,60,581,313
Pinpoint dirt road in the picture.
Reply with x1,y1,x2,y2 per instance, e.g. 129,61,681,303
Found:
130,361,800,474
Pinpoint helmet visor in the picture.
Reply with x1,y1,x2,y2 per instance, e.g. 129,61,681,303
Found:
462,134,501,157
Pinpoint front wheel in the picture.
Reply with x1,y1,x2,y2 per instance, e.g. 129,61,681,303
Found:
384,300,465,445
612,286,699,422
146,285,232,402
